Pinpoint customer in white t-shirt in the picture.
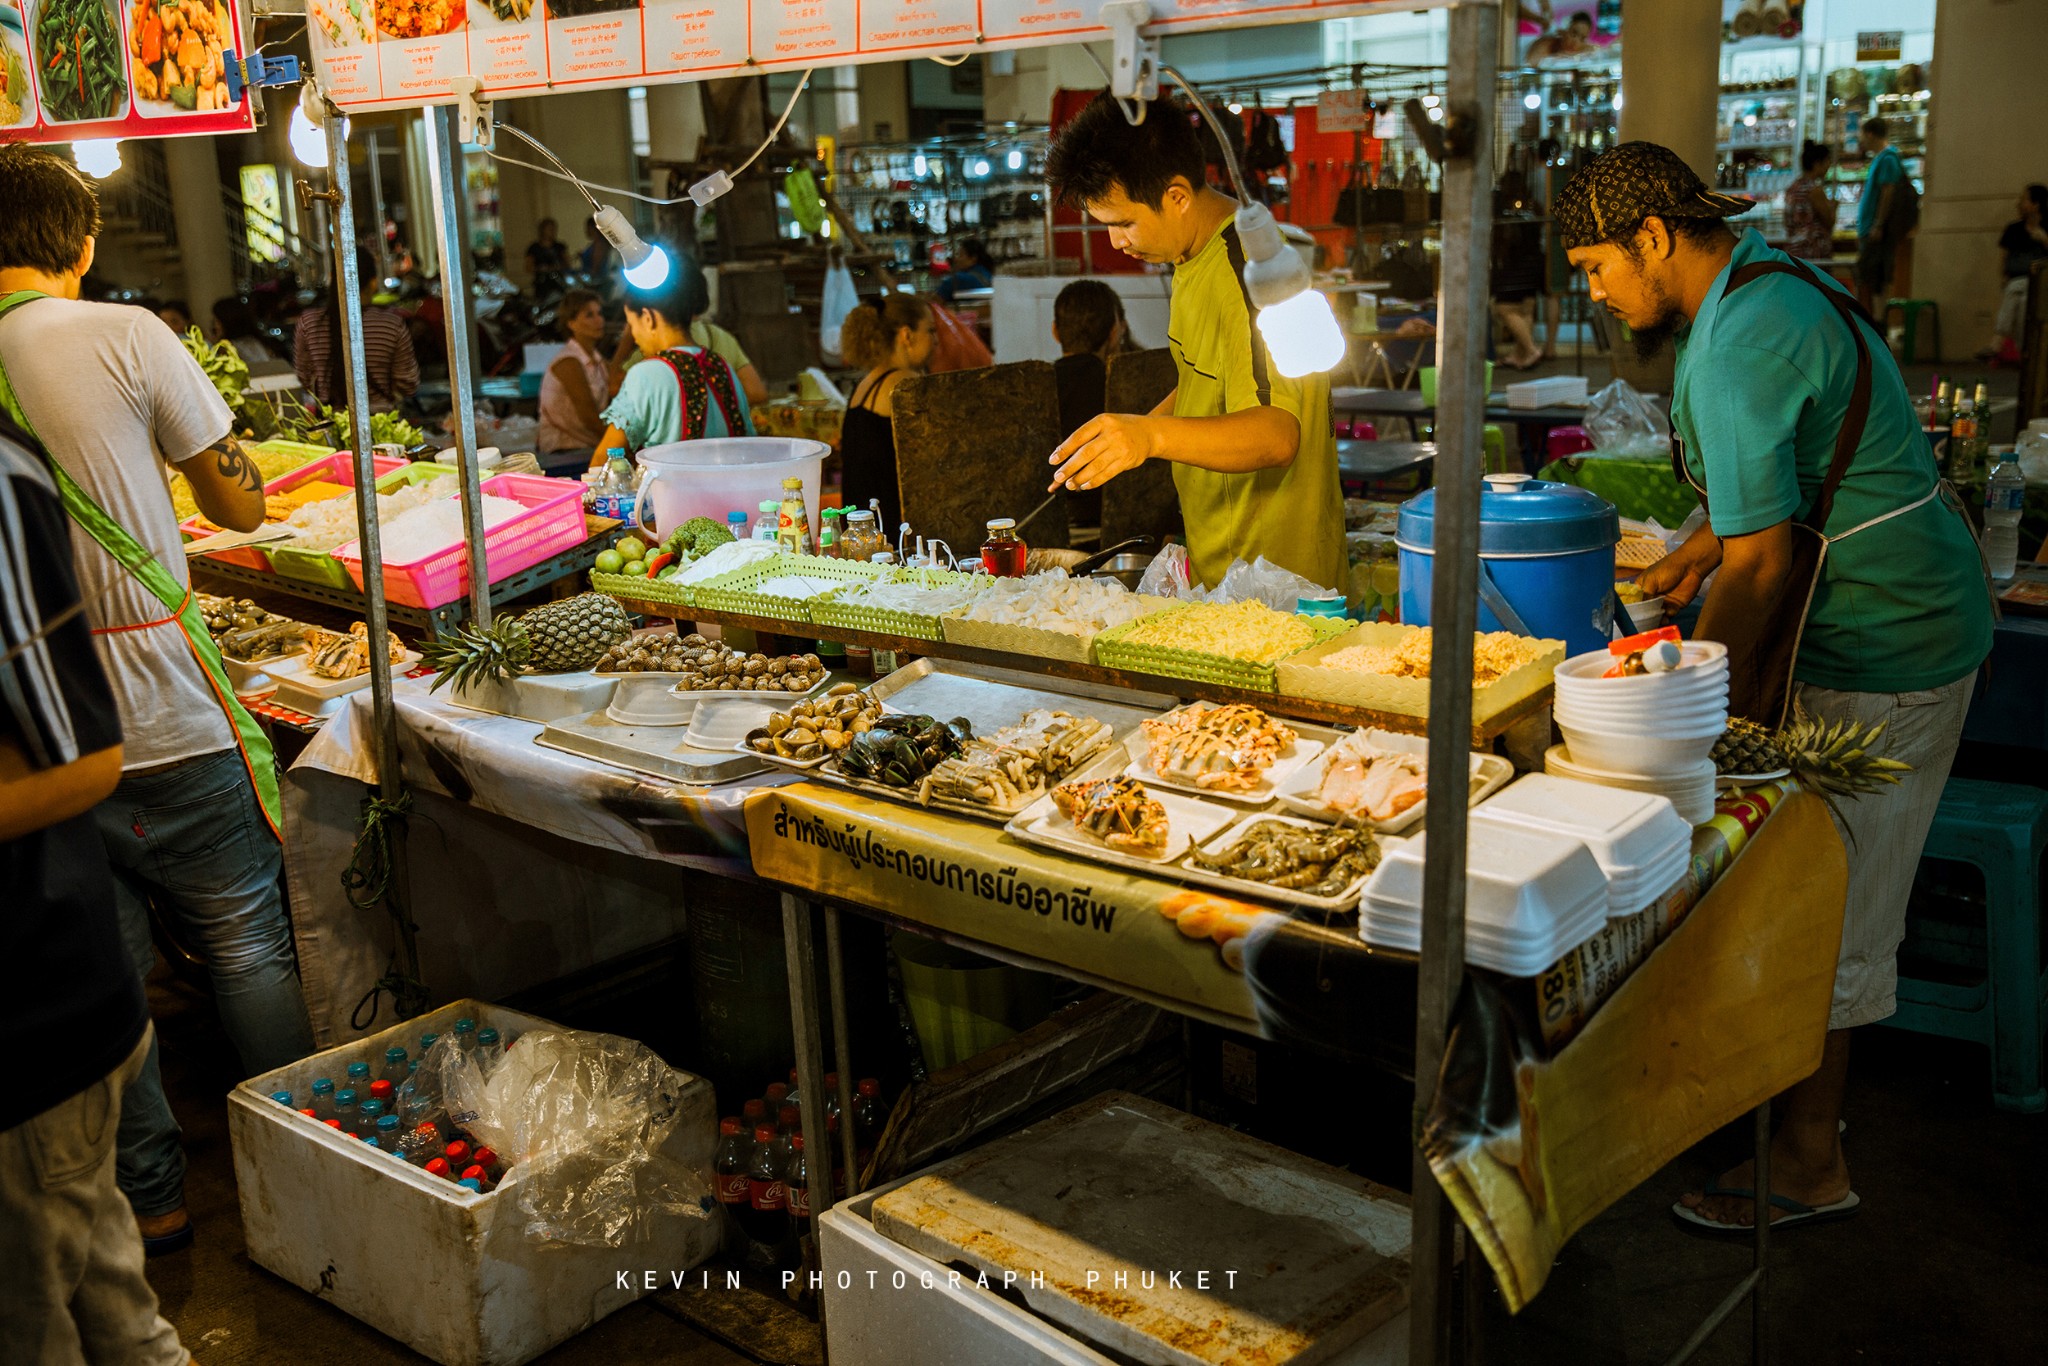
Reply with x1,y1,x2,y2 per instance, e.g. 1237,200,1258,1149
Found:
0,144,315,1257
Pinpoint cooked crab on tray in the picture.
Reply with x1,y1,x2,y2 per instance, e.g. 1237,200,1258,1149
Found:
1135,702,1319,796
1050,776,1172,859
918,709,1116,811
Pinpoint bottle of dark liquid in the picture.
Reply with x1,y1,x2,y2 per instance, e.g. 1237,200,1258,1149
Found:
787,1135,813,1244
740,1125,789,1267
981,518,1027,577
854,1078,885,1173
714,1118,751,1251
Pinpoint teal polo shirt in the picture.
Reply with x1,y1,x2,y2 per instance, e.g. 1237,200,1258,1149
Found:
1672,231,1991,694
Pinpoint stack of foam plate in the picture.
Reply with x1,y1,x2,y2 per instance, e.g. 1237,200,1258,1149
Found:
1544,744,1719,826
1550,641,1728,816
1472,774,1694,918
1359,823,1610,976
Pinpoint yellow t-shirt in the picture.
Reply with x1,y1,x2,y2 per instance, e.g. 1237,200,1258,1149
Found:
1165,214,1343,591
690,320,753,375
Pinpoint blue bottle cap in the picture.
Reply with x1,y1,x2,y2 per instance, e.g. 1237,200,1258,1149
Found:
377,1114,401,1131
385,1047,408,1063
453,1018,476,1035
311,1078,335,1096
270,1090,295,1106
478,1028,500,1046
419,1033,440,1050
336,1088,358,1106
347,1062,371,1078
458,1178,483,1192
361,1132,378,1142
360,1099,384,1119
389,1147,411,1159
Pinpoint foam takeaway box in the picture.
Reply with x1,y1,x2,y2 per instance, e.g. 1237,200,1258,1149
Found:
229,999,718,1366
819,1092,1411,1366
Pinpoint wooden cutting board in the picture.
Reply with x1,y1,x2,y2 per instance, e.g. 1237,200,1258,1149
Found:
870,1092,1410,1366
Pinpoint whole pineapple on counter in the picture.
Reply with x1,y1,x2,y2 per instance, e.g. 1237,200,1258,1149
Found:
422,593,631,693
1715,708,1912,834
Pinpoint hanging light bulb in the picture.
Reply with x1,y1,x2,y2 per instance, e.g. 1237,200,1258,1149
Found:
1524,91,1542,110
912,152,928,178
290,101,329,168
1005,148,1023,172
1227,101,1243,114
71,139,122,178
970,157,991,178
1235,202,1344,378
1612,90,1624,110
593,205,671,290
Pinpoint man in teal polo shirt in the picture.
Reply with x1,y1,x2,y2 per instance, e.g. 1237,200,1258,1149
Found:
1559,142,1992,1234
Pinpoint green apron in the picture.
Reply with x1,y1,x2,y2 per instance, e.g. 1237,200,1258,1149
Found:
0,289,284,836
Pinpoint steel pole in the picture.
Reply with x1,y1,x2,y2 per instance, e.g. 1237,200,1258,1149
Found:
423,105,492,629
824,908,861,1191
1411,4,1499,1365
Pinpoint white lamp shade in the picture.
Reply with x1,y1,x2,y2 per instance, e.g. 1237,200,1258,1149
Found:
1257,291,1346,378
290,104,329,168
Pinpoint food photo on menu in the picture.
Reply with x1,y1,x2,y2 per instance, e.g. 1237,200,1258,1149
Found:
31,0,128,122
375,0,464,39
311,0,373,47
472,0,535,22
126,0,241,114
2,0,35,125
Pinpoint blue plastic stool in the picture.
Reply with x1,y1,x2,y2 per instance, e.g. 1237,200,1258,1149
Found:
1887,778,2048,1113
1883,298,1942,366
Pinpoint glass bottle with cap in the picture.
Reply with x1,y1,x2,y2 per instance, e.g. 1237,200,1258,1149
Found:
980,518,1027,577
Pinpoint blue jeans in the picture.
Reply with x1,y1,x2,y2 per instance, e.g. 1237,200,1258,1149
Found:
93,749,315,1217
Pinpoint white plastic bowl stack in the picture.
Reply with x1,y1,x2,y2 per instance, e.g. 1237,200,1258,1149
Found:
1545,745,1719,826
1550,641,1728,822
1359,823,1610,975
1471,774,1694,918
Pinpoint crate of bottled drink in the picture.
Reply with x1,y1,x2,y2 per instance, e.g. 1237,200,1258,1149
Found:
227,999,719,1366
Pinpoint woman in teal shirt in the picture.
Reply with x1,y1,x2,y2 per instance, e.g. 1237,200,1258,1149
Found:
1559,142,1992,1236
590,249,751,468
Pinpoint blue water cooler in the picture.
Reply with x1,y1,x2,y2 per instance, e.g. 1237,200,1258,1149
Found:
1397,474,1620,656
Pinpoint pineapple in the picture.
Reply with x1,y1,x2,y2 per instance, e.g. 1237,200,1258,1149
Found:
1710,718,1789,776
422,593,631,693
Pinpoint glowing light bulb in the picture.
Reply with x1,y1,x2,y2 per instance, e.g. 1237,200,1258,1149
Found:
1613,91,1624,110
1006,149,1023,171
1256,291,1346,379
290,103,329,168
912,153,928,177
971,158,991,177
71,139,122,178
1524,92,1542,110
623,242,671,289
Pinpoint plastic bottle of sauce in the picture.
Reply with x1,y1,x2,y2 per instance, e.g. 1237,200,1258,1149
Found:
776,477,812,556
980,518,1027,577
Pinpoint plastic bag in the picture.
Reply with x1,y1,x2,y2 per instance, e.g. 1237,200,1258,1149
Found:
1584,379,1670,458
927,301,994,373
1214,555,1330,610
819,259,859,365
1136,543,1195,598
415,1030,713,1248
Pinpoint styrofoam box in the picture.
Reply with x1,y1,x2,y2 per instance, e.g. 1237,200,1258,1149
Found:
820,1177,1407,1366
229,999,719,1366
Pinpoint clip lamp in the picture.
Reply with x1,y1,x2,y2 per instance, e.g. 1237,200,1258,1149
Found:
593,205,671,289
1234,201,1344,379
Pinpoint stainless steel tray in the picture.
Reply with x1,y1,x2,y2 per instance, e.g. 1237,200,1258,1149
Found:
806,658,1177,822
537,709,769,785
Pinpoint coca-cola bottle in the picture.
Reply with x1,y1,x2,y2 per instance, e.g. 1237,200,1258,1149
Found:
854,1078,884,1172
713,1117,751,1250
787,1135,812,1244
741,1097,768,1134
739,1125,789,1268
762,1081,789,1118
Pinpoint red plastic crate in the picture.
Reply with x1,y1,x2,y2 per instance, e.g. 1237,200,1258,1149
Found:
334,473,587,609
178,452,398,572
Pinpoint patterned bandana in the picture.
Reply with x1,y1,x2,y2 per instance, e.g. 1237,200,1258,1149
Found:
1554,141,1755,250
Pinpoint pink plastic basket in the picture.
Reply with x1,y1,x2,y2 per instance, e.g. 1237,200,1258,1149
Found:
334,472,587,610
179,452,396,572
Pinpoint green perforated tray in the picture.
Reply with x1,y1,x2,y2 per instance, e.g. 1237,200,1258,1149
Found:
691,554,886,625
589,569,697,608
811,568,986,642
1093,607,1353,693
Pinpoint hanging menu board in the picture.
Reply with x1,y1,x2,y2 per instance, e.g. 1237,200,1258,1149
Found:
0,0,258,143
305,0,1430,113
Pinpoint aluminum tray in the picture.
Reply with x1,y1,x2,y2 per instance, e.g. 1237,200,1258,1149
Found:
536,710,769,785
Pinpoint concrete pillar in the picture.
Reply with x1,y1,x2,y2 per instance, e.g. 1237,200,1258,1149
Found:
1618,0,1721,179
647,83,706,165
1917,0,2048,363
856,61,910,143
163,136,235,314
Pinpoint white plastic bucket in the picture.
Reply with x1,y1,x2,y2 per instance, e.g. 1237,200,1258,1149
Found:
634,437,829,540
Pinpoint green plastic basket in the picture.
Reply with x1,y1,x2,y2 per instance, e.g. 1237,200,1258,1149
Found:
265,463,452,588
589,569,697,608
692,554,885,625
811,568,984,642
1093,606,1354,692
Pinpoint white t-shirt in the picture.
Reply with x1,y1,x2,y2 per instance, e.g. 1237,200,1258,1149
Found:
0,298,236,769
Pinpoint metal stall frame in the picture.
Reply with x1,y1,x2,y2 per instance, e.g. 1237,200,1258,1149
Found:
308,1,1772,1361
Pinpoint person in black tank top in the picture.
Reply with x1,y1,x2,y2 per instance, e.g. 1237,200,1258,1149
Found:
835,294,934,533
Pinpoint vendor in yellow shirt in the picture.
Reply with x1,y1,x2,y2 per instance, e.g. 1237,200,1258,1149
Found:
1044,93,1343,592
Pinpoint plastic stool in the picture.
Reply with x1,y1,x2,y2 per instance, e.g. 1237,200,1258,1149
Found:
1545,425,1594,461
1483,424,1509,475
1883,298,1942,366
1887,777,2048,1113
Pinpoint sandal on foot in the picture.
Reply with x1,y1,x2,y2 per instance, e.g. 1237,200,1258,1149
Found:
1671,1183,1860,1234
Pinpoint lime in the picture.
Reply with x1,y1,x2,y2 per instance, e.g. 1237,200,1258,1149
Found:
594,549,625,574
1370,563,1401,597
615,535,647,562
621,560,648,577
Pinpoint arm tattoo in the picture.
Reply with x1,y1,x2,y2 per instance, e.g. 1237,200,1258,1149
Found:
211,440,262,493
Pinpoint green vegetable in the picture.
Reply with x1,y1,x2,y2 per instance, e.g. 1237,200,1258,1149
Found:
34,0,123,122
669,515,737,558
169,81,196,110
312,407,430,453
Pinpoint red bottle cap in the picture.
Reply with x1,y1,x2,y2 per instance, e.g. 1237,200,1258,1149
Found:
298,1108,318,1118
462,1165,487,1183
857,1078,881,1097
742,1099,766,1121
719,1117,743,1136
792,1135,806,1152
754,1125,777,1144
764,1082,788,1104
474,1147,499,1169
324,1119,343,1129
416,1122,439,1138
369,1079,394,1104
778,1105,799,1130
425,1157,451,1178
445,1141,471,1164
788,1067,800,1088
824,1073,839,1090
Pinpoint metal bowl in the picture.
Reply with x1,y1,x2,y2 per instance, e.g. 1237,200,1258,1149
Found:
1087,554,1154,593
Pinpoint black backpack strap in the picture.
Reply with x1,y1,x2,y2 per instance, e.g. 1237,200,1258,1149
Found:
1721,259,1874,534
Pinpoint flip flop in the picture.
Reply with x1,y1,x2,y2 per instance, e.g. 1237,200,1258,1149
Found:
1670,1183,1860,1234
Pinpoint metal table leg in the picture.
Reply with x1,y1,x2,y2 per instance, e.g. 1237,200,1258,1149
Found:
782,893,835,1326
824,907,860,1193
